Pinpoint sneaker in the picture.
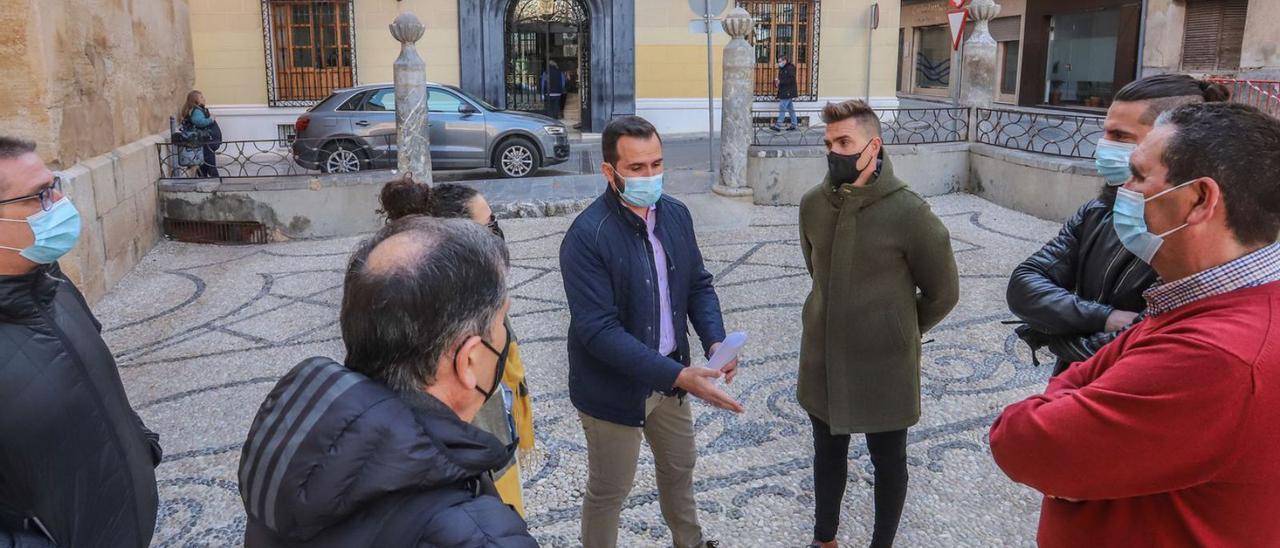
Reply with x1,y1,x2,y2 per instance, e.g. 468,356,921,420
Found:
704,541,721,548
769,125,783,132
786,125,799,131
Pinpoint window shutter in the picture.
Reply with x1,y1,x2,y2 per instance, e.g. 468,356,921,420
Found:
1181,0,1249,71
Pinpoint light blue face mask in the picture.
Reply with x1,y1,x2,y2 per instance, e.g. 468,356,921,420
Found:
1112,180,1194,264
1095,138,1138,186
0,197,82,264
615,172,664,208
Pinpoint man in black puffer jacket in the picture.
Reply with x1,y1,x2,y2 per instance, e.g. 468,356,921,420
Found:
0,137,161,548
239,216,536,547
1007,75,1229,375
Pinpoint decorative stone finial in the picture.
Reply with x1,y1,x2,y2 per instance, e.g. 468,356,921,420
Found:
723,7,753,40
967,0,1001,42
390,13,425,44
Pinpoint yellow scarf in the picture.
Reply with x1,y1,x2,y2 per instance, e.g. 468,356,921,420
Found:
502,338,537,472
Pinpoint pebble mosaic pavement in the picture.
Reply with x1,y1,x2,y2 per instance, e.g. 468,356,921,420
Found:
96,194,1064,547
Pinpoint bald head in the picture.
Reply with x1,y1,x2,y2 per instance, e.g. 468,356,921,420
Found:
341,215,509,393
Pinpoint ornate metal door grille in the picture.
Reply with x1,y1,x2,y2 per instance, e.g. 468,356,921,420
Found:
261,0,357,107
504,0,590,124
741,0,821,101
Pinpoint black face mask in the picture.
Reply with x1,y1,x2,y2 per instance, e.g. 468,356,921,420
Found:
472,324,510,402
827,139,878,189
486,214,504,240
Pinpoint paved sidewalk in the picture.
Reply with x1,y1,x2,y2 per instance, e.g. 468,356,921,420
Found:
98,193,1060,547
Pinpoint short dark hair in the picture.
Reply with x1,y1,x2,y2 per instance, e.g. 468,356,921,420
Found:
340,216,509,393
0,137,36,160
378,173,480,222
1113,74,1231,124
821,100,882,137
1156,102,1280,246
602,115,661,165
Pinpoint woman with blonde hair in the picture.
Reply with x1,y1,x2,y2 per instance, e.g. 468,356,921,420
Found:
181,90,221,177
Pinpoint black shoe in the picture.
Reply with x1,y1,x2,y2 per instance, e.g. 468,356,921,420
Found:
786,125,799,131
769,125,783,132
704,541,721,548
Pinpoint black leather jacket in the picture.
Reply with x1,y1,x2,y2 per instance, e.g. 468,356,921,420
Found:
0,265,161,548
1006,190,1158,373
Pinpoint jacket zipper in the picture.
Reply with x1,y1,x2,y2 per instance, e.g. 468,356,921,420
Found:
1096,246,1126,301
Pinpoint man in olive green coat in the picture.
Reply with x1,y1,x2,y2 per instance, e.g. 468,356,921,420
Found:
798,100,959,548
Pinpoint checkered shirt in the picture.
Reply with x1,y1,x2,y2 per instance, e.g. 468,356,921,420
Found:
1144,242,1280,316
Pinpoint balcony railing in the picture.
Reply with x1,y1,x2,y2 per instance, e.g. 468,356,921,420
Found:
1207,78,1280,119
751,107,971,147
157,135,396,180
974,108,1103,159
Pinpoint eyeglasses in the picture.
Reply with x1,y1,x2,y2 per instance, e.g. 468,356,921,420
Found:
0,175,63,211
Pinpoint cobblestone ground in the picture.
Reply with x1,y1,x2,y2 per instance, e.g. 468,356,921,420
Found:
97,194,1061,547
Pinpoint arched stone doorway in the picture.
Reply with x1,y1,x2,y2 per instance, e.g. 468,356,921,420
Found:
458,0,635,133
505,0,590,129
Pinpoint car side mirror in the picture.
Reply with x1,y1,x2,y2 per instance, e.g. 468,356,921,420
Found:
459,104,479,115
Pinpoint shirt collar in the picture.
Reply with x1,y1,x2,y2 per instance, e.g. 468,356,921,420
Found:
1144,242,1280,316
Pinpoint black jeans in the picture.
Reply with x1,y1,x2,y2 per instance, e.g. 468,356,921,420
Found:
809,414,908,547
197,144,218,178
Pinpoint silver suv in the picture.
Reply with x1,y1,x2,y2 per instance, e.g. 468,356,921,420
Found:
293,83,569,178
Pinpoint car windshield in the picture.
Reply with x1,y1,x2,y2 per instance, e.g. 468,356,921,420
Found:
447,85,502,111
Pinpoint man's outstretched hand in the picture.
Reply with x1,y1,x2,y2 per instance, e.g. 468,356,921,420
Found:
674,367,744,413
708,341,740,384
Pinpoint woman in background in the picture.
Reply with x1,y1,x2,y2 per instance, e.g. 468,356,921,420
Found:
181,90,221,178
378,175,537,516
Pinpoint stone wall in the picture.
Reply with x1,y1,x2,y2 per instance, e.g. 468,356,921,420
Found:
746,142,1100,223
967,144,1099,222
0,0,193,167
57,135,166,303
746,143,970,206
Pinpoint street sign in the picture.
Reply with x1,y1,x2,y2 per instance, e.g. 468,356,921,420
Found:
947,8,968,50
688,0,728,17
688,19,725,34
949,0,965,9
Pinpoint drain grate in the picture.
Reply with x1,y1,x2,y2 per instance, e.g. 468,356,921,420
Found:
164,219,270,245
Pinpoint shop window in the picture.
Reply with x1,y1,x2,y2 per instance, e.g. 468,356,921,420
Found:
914,24,951,92
1045,10,1120,108
742,0,820,100
263,0,356,106
1181,0,1249,72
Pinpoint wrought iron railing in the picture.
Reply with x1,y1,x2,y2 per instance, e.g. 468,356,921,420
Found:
157,135,396,180
751,107,971,147
1207,78,1280,119
974,108,1103,159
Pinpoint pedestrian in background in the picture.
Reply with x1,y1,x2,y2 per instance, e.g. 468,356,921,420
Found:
0,136,162,548
239,215,536,546
1006,74,1229,375
991,102,1280,547
772,55,799,132
560,115,741,548
377,175,537,517
541,61,567,121
181,90,221,178
798,100,959,548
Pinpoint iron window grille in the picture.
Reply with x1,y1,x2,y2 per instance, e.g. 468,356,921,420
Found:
742,0,821,102
261,0,357,107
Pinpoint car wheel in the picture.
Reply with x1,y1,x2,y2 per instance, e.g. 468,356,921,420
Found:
321,141,366,174
494,138,540,178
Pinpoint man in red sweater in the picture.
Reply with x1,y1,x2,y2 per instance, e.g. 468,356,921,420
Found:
990,102,1280,547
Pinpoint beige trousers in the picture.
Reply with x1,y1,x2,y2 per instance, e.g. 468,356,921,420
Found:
579,393,705,548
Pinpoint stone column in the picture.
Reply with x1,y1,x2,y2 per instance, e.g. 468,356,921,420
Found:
713,7,755,201
959,0,1001,109
390,12,432,184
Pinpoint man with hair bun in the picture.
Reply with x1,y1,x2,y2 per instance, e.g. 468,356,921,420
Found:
992,101,1280,547
1007,74,1230,376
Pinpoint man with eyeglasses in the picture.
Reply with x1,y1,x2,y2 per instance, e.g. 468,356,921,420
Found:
0,136,162,547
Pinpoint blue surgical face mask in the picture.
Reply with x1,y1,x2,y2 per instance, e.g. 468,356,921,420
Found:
1112,180,1195,264
0,197,82,264
614,172,664,208
1095,138,1137,186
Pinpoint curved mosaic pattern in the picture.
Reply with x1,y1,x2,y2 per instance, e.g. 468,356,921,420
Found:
95,194,1063,547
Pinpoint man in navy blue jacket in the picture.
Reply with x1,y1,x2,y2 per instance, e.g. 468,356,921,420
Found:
560,116,743,548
